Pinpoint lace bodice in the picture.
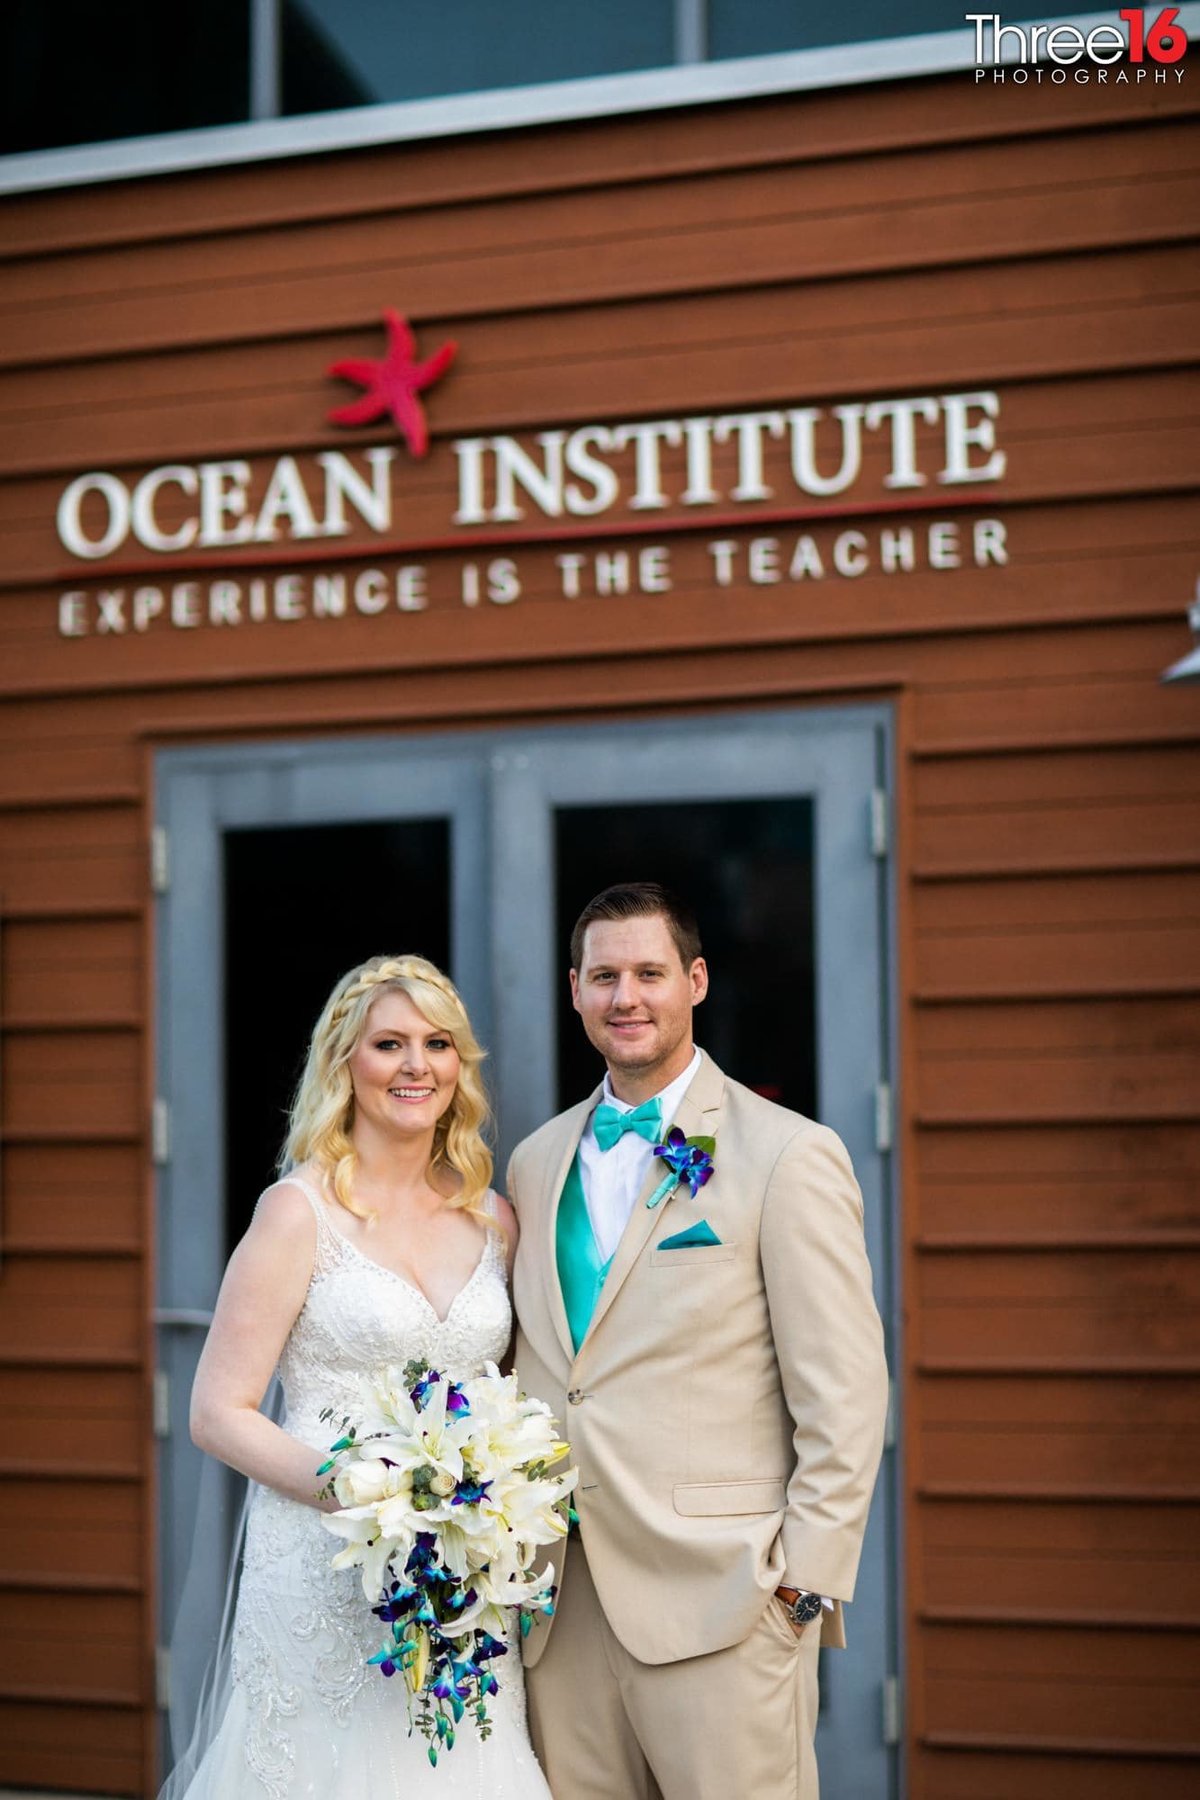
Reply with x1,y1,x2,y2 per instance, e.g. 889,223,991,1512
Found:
276,1176,512,1447
214,1178,542,1800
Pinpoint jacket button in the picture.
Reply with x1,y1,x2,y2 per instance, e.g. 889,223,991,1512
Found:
567,1388,583,1405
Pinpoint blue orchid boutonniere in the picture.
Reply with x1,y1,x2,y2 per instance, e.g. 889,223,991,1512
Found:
646,1127,716,1210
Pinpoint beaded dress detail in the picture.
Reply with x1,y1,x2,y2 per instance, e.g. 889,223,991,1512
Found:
174,1176,551,1799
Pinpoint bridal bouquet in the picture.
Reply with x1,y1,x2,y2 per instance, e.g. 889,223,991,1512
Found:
317,1358,577,1765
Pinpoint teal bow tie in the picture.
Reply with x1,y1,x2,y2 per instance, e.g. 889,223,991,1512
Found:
592,1098,662,1152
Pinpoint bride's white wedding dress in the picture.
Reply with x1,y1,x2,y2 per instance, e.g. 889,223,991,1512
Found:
171,1177,552,1799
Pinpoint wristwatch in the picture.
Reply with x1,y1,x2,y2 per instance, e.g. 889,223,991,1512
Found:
776,1586,824,1627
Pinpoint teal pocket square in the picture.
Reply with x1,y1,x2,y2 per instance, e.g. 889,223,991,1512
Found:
658,1220,722,1250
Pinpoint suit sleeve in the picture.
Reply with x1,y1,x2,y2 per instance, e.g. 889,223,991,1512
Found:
759,1123,888,1603
504,1145,524,1217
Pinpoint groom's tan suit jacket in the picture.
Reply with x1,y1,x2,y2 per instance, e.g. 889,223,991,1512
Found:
509,1050,888,1669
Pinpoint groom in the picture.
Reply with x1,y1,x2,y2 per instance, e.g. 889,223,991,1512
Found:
509,882,888,1799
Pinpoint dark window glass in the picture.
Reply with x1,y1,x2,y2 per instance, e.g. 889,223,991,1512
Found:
282,0,675,114
1,0,251,156
554,798,816,1118
709,0,1052,59
223,818,451,1247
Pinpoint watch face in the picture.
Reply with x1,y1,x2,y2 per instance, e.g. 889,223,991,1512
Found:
792,1592,824,1625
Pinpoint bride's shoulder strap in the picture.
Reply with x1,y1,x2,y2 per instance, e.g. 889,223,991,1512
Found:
271,1170,344,1275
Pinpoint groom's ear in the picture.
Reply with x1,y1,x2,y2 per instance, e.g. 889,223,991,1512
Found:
689,957,709,1006
569,967,582,1013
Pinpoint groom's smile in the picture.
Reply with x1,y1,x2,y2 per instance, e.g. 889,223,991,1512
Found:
570,913,708,1102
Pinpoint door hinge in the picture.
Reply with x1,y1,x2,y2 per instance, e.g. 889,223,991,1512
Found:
874,1081,893,1153
150,825,170,894
882,1674,902,1746
152,1097,171,1165
153,1369,171,1439
869,787,889,859
156,1644,171,1711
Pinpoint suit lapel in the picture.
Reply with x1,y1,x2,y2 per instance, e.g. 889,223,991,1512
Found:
539,1088,602,1365
581,1051,725,1348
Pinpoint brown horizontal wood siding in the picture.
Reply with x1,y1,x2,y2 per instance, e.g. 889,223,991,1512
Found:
0,66,1197,1797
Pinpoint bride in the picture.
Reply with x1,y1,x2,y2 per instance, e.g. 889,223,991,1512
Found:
163,954,553,1798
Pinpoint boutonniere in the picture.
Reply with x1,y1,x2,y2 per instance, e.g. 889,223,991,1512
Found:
646,1127,716,1210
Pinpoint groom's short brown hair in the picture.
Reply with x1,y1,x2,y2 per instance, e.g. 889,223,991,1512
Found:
570,882,702,973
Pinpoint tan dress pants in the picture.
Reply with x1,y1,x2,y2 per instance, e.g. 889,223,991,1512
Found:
526,1538,821,1800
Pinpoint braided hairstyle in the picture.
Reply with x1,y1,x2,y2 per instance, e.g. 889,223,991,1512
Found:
280,954,494,1225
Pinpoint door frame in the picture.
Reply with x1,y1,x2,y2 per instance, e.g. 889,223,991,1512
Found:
152,702,902,1797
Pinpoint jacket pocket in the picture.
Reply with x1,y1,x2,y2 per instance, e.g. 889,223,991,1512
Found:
673,1478,786,1516
650,1242,737,1267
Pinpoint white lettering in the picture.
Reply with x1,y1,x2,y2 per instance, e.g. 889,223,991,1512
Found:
681,417,717,505
489,554,521,604
940,392,1005,485
928,522,961,569
171,582,202,628
312,574,347,617
96,590,127,634
973,518,1007,565
832,531,869,577
57,472,130,560
487,558,520,604
707,540,737,586
789,536,824,580
1045,23,1084,61
595,550,630,596
353,569,388,614
58,592,88,635
396,566,427,612
317,447,395,535
274,574,305,619
966,13,995,61
556,553,586,598
1086,24,1125,62
131,466,199,553
640,546,671,592
254,456,320,541
249,579,269,622
748,537,781,584
461,562,481,606
208,580,241,625
133,586,165,630
866,397,939,490
492,433,565,522
880,528,915,574
197,460,253,547
564,427,620,517
453,438,488,524
714,411,785,501
613,421,683,511
788,405,864,496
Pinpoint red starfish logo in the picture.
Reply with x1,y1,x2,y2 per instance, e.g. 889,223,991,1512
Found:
326,310,457,458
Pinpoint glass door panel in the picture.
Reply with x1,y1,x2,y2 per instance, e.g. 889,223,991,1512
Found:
554,796,816,1115
223,817,452,1242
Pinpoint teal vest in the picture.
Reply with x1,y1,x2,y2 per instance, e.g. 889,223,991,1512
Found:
555,1150,612,1353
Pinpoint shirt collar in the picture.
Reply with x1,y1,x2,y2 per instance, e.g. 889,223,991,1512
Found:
600,1045,702,1123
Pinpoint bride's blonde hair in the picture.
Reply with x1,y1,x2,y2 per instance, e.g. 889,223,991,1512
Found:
280,954,493,1224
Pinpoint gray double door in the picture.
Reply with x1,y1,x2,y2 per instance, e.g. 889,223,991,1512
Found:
155,704,899,1798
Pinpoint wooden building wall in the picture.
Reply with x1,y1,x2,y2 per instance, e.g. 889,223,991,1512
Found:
1,69,1198,1797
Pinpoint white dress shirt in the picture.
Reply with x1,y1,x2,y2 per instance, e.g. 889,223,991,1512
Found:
578,1047,703,1263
